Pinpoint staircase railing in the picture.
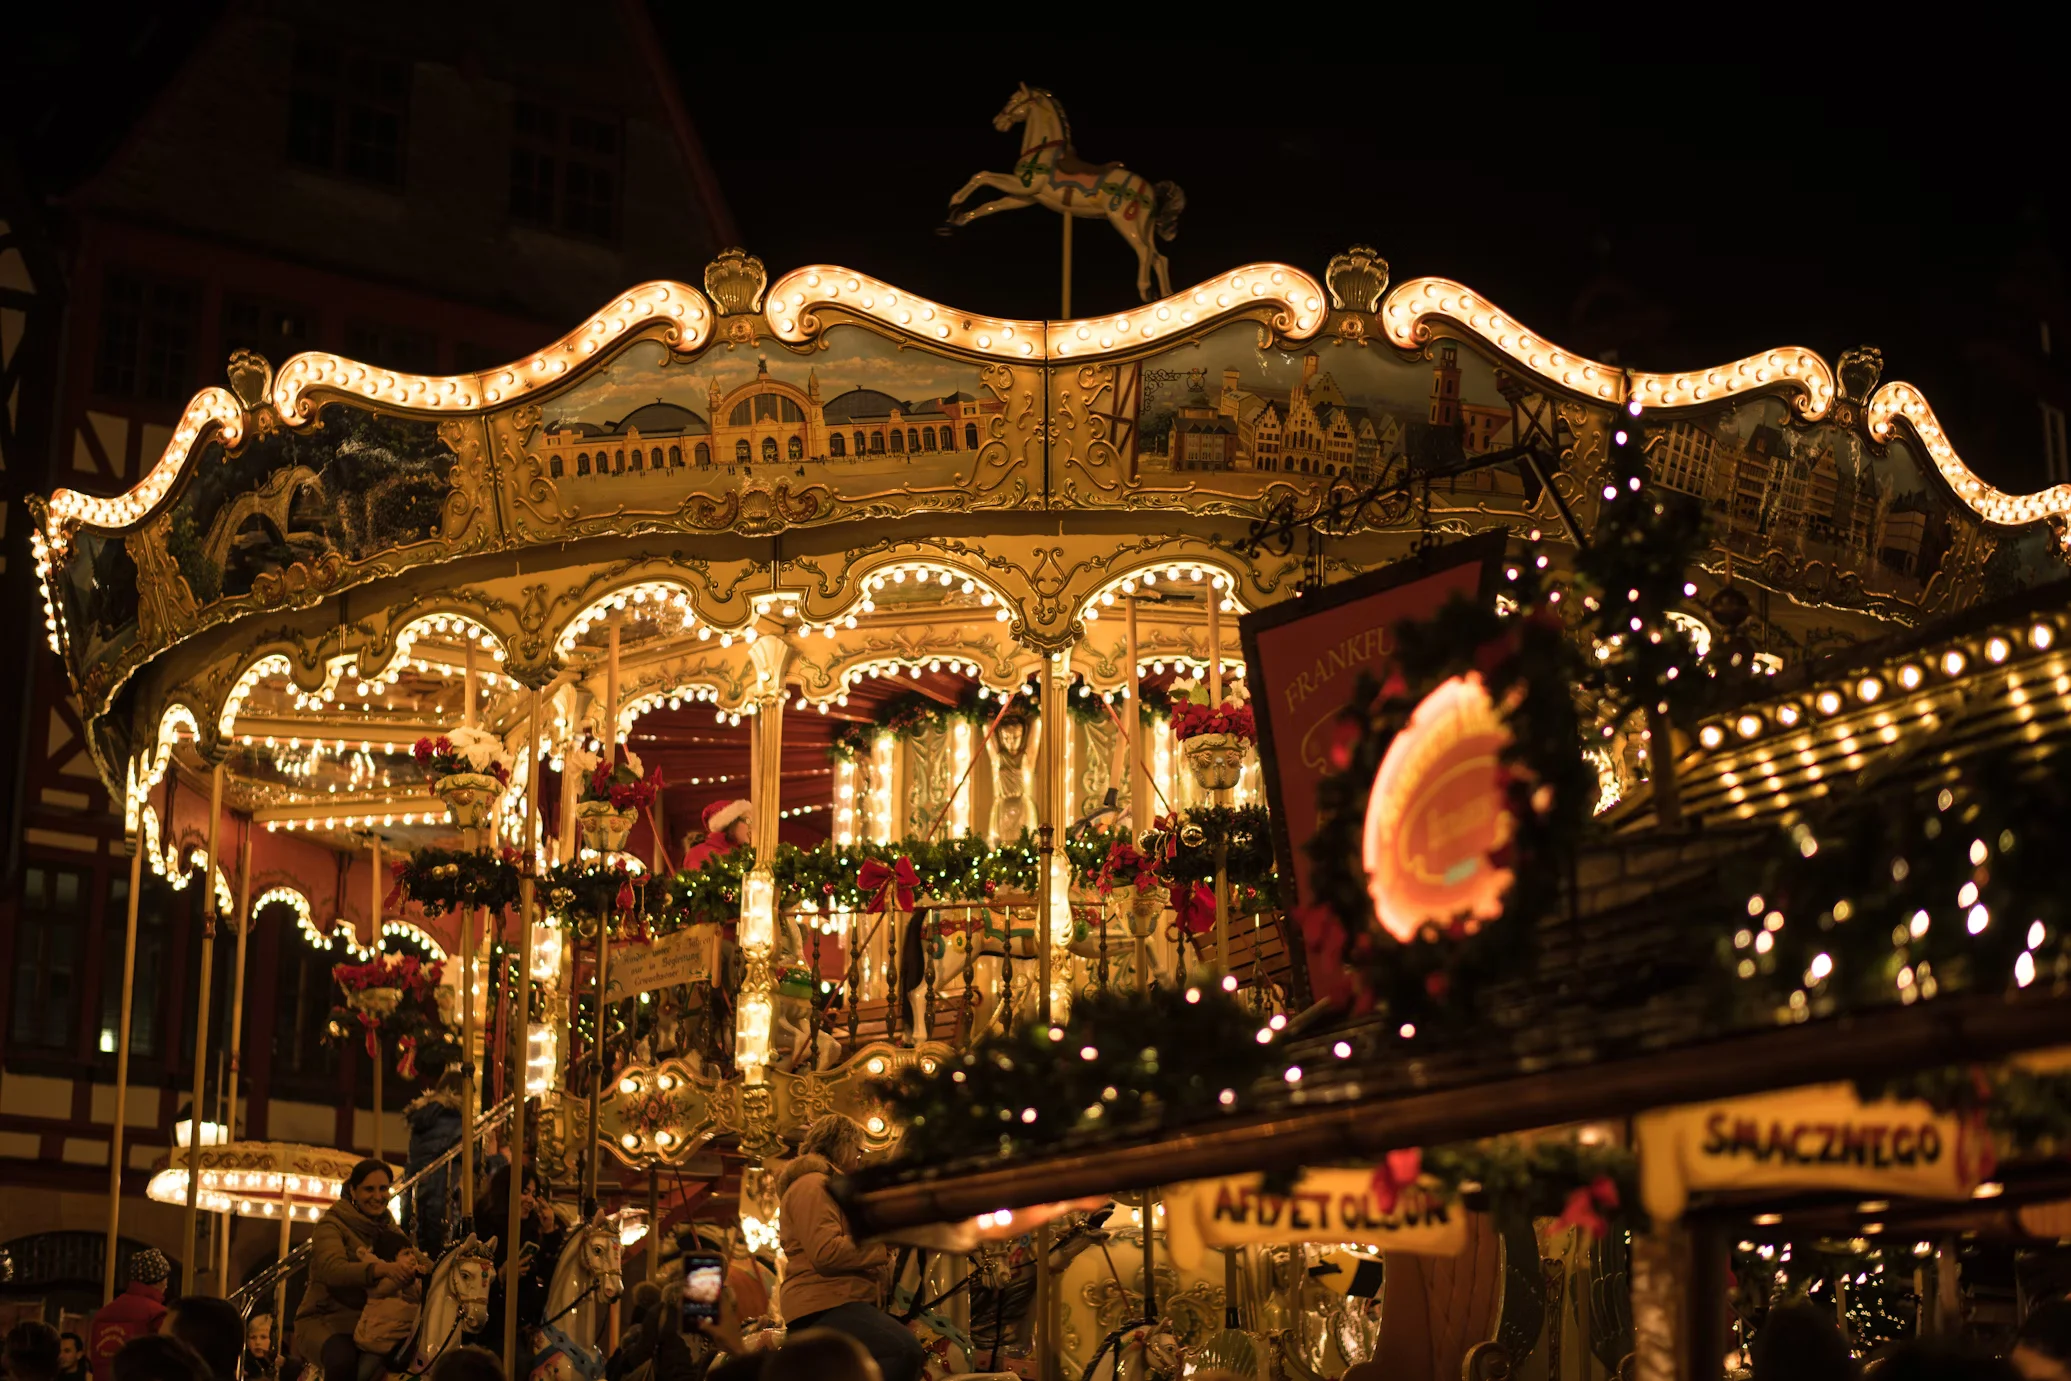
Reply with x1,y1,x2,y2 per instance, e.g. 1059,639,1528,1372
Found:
229,1095,517,1320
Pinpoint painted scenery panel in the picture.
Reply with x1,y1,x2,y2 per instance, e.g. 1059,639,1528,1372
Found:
530,326,1018,521
1106,321,1519,498
1654,397,1978,610
56,527,140,671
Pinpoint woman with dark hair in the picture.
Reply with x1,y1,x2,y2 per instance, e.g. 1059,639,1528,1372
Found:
470,1162,566,1348
295,1158,415,1381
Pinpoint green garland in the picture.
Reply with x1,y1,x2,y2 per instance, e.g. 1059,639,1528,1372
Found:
1306,538,1592,1030
391,847,521,916
1857,1061,2071,1160
864,982,1282,1167
1719,748,2071,1024
1424,1137,1638,1231
1135,804,1279,907
830,681,1173,762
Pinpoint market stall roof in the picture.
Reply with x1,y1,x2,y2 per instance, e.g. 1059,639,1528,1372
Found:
842,576,2071,1234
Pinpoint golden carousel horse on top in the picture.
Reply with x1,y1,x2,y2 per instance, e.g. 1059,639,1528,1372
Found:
946,83,1185,302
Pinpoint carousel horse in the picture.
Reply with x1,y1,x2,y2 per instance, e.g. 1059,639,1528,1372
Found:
388,1234,498,1379
903,908,1038,1043
946,84,1185,302
538,1212,624,1366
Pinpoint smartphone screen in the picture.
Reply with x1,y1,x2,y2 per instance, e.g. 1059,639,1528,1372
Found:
681,1253,725,1325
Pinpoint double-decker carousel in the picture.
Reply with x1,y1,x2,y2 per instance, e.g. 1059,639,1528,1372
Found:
35,209,2071,1379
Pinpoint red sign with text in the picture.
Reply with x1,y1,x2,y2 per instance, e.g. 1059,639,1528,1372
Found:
1238,538,1500,929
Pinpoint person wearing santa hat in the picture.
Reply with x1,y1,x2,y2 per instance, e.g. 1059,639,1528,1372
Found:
681,798,752,873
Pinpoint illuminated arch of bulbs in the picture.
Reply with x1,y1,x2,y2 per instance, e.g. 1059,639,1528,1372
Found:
128,703,203,832
1078,560,1248,625
254,883,448,962
1868,382,2071,530
613,680,732,742
1381,277,1836,421
555,581,700,658
842,559,1020,630
138,804,234,914
763,264,1326,359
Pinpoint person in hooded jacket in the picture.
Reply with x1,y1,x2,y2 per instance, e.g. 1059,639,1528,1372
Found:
776,1114,921,1381
295,1159,416,1381
88,1250,172,1381
403,1041,466,1254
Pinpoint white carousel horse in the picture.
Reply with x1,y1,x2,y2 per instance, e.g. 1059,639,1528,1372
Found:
542,1212,625,1359
392,1234,497,1377
947,84,1185,302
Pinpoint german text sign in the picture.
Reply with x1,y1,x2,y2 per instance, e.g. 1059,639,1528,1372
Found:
603,927,720,1003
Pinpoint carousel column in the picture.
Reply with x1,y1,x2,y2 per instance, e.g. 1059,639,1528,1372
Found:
733,626,790,1263
369,835,385,1164
1035,647,1074,1381
1207,584,1230,975
585,615,623,1217
1125,600,1154,990
216,827,254,1290
505,688,543,1381
182,760,225,1293
103,789,148,1303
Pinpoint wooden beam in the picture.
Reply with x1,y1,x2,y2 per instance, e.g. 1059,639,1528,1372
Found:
844,991,2071,1233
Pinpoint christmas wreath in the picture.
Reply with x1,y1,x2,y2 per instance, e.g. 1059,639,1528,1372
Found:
1304,537,1591,1033
392,847,522,916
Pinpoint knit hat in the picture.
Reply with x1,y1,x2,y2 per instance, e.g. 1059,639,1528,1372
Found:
130,1249,170,1285
702,799,751,834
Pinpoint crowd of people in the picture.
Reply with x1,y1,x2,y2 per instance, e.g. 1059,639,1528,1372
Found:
17,1097,2071,1381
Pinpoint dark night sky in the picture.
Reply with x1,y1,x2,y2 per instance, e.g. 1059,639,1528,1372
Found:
665,39,2069,489
9,17,2067,488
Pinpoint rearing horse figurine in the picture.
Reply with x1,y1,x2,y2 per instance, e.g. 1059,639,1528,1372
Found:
947,85,1185,303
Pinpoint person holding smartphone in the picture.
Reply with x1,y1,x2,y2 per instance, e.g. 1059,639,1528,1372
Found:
776,1115,923,1381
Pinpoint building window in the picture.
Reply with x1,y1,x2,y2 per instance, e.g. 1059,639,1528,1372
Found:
549,455,564,479
920,428,936,452
13,866,86,1049
96,272,198,402
736,440,751,462
344,320,438,375
964,423,979,450
787,436,803,461
287,40,408,187
696,442,711,465
508,102,621,242
577,452,591,476
98,872,177,1060
870,431,885,454
890,430,904,453
761,436,779,463
614,449,625,474
630,448,644,472
829,432,846,457
854,431,867,455
669,445,682,467
220,294,314,363
938,426,952,450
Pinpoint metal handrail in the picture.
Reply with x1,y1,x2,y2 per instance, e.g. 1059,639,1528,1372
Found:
230,1095,517,1317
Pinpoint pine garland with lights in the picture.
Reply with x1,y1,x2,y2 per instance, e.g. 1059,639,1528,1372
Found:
1717,750,2071,1023
829,679,1172,762
391,847,522,916
1857,1061,2071,1160
1571,400,1713,746
1422,1137,1638,1234
863,982,1282,1167
1305,536,1591,1029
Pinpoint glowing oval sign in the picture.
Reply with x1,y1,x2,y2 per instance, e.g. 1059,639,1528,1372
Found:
1360,673,1515,944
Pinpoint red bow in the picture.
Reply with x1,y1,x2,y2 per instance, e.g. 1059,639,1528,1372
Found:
1552,1176,1621,1241
858,856,919,914
616,881,637,914
356,1011,380,1059
1166,881,1216,937
396,1035,418,1081
1370,1148,1423,1213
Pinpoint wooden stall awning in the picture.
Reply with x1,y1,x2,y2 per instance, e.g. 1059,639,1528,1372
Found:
844,577,2071,1235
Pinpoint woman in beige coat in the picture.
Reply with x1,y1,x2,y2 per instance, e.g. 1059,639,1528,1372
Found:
776,1115,924,1381
294,1159,415,1380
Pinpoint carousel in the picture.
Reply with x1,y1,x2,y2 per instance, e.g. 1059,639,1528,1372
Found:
34,88,2071,1381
